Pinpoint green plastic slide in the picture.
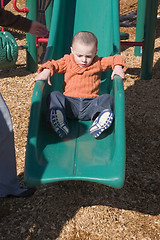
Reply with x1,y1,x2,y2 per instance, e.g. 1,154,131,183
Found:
25,0,125,188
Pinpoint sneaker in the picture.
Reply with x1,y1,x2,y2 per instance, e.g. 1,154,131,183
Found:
50,108,69,138
89,109,114,138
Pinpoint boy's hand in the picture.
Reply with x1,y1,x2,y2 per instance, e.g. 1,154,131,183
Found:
35,69,52,85
111,65,125,80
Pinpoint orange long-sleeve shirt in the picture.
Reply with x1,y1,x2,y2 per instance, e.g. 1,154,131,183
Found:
38,53,126,98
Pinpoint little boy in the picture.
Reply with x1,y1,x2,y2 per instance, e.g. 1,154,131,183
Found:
35,31,126,138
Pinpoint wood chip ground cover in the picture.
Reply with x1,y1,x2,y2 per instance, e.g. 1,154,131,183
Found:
0,1,160,239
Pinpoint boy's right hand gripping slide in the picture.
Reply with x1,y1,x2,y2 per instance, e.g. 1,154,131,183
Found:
35,69,52,85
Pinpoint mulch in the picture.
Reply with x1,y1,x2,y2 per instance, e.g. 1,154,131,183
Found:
0,1,160,239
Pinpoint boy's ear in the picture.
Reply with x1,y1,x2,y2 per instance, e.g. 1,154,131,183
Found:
70,46,73,53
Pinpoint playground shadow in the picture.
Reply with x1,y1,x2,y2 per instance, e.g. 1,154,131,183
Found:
0,65,32,78
9,30,26,41
126,67,141,76
155,18,160,39
13,155,160,239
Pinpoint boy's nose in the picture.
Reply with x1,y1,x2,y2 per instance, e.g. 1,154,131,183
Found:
82,57,87,62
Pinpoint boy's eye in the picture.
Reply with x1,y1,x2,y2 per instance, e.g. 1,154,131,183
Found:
77,55,92,58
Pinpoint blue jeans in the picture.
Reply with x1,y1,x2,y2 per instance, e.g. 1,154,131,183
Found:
46,91,113,121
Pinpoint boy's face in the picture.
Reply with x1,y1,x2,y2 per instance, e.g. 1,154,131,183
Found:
71,41,97,68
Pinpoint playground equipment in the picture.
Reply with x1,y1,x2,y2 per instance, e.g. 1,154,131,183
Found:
0,0,158,187
0,31,18,69
24,0,125,188
0,0,52,69
24,0,159,188
26,0,53,71
0,0,158,79
25,0,159,80
139,0,158,79
0,0,29,68
120,0,158,79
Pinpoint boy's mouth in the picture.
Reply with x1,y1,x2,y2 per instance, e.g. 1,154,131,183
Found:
79,63,87,67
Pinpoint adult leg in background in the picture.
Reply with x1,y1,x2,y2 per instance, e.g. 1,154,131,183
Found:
0,93,35,197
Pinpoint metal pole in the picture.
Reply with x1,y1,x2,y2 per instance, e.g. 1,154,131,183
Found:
26,0,38,72
1,0,4,31
45,0,54,31
140,0,158,80
134,0,146,56
112,0,120,55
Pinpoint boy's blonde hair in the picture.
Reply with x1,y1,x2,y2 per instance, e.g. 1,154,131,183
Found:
72,31,98,48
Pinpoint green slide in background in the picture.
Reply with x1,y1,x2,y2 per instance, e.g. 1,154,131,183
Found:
25,0,125,188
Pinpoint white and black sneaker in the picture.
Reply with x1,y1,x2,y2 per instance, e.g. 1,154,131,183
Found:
89,109,114,138
50,108,69,138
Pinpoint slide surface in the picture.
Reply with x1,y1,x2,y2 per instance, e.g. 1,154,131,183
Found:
25,0,125,188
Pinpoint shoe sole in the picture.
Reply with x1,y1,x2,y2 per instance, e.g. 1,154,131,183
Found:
89,110,114,138
50,108,69,138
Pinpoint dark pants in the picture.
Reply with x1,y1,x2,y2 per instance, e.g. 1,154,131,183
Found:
47,91,113,121
0,93,27,197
